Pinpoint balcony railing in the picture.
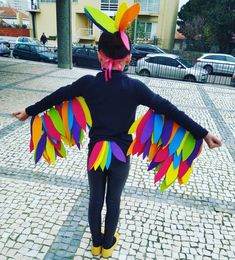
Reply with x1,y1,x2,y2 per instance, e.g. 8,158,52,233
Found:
76,28,94,40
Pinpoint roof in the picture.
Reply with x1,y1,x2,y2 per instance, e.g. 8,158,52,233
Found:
146,53,179,59
0,6,29,19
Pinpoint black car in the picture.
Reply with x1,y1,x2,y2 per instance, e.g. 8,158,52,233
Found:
131,43,165,66
73,46,129,72
0,43,10,57
73,46,100,69
13,43,57,63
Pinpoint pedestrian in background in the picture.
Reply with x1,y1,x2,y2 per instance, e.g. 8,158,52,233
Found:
40,32,48,45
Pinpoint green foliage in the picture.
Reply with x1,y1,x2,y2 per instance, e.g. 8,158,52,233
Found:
178,0,235,53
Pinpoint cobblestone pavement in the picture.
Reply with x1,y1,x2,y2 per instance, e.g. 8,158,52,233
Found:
0,57,235,260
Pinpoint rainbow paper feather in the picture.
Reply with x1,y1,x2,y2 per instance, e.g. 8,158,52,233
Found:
88,141,126,171
127,109,203,191
30,97,92,164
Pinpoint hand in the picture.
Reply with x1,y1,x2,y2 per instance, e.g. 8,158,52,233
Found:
204,133,222,149
12,110,29,121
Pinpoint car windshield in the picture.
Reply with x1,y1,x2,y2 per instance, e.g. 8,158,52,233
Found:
35,46,49,52
176,58,193,68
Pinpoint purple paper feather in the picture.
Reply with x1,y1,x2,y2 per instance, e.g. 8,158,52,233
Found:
140,113,154,144
71,119,81,143
111,142,126,162
148,159,160,171
161,119,173,146
143,139,151,159
35,133,46,163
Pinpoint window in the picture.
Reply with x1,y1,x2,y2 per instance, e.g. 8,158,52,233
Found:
101,0,118,11
138,22,152,39
18,44,30,51
75,48,87,56
226,56,235,62
88,49,98,58
135,0,160,13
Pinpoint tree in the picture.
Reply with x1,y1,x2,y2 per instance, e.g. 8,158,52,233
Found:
178,0,235,53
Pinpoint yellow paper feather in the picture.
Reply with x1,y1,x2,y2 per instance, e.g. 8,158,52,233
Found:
100,141,109,170
165,162,179,186
46,137,56,165
114,2,128,29
176,131,189,156
128,115,144,134
182,165,193,185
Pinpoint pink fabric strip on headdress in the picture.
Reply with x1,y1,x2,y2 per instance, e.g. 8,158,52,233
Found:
99,51,128,81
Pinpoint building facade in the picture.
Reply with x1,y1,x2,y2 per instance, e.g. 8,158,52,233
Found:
6,0,29,11
29,0,179,50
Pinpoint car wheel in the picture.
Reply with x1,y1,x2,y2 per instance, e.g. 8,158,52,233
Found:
139,69,150,77
203,65,213,74
184,75,196,82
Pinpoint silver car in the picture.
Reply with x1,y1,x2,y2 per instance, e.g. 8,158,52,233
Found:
195,53,235,75
135,54,208,82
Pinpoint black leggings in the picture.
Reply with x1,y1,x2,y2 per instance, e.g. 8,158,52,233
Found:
88,156,130,248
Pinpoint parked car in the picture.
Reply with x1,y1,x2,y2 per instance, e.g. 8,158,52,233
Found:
16,37,42,45
0,38,10,48
73,46,100,69
13,43,57,63
0,43,10,57
195,53,235,75
231,72,235,87
131,43,165,66
136,53,208,82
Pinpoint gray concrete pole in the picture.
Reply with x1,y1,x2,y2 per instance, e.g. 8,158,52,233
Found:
56,0,72,69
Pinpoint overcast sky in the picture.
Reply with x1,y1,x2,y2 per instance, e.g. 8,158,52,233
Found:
179,0,189,10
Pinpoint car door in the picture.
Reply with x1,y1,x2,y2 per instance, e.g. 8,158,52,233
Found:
87,49,100,69
144,57,160,77
29,45,40,61
17,44,30,59
163,57,185,79
73,48,88,67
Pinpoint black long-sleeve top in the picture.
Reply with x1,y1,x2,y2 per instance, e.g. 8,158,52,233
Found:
26,71,208,152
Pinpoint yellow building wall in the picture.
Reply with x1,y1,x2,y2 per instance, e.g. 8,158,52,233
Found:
33,3,57,41
158,0,179,50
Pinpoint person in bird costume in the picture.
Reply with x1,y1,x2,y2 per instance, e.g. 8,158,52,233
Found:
13,2,221,258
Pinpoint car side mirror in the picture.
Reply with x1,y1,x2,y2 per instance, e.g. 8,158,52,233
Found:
178,64,183,69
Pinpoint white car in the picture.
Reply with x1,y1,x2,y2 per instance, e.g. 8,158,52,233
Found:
135,54,208,83
195,53,235,75
16,37,42,45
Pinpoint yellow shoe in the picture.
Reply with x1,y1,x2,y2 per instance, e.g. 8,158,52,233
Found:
101,232,119,258
91,245,102,256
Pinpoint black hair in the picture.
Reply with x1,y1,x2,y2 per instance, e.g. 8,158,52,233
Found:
98,31,131,59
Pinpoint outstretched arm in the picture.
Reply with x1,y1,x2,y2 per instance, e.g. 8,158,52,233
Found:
12,75,94,119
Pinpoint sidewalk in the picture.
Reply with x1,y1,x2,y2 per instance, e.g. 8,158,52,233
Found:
0,57,234,260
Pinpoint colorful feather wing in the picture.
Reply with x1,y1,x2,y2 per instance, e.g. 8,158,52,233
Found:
128,109,203,191
30,97,92,164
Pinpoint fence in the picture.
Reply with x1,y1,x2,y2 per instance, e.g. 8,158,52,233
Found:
127,58,234,86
